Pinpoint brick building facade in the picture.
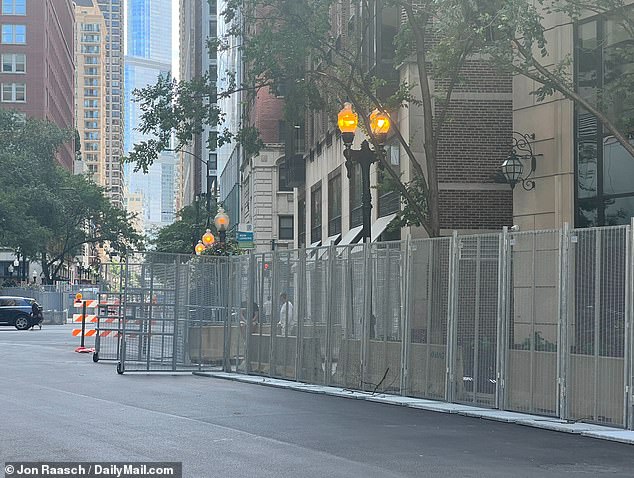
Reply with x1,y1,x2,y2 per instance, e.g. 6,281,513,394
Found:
0,0,75,169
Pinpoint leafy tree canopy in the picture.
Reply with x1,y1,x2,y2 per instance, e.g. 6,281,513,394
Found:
0,109,143,282
128,0,634,237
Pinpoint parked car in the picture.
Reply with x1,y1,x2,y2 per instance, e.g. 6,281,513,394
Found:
0,296,43,330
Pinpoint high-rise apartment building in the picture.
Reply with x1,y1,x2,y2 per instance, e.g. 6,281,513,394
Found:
93,0,124,208
74,0,107,187
179,0,218,210
217,0,242,229
125,0,177,232
0,0,75,169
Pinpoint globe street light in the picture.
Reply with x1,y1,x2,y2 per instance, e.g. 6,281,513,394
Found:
337,102,391,243
202,229,215,247
214,207,230,244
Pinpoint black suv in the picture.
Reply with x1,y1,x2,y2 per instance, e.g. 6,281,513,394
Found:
0,296,43,330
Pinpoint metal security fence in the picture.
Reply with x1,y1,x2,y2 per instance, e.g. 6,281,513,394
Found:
90,223,634,429
226,223,634,430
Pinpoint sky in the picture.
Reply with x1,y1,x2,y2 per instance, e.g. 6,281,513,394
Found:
123,0,179,77
171,0,179,79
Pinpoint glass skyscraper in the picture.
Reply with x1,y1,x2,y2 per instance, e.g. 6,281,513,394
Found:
124,0,177,233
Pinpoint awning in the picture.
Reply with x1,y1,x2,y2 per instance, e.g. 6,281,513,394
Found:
371,213,398,242
317,234,341,259
338,225,363,246
306,240,321,258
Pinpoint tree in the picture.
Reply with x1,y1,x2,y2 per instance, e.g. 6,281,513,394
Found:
153,199,215,254
0,110,143,282
130,0,494,236
129,1,634,237
482,0,634,160
153,199,246,256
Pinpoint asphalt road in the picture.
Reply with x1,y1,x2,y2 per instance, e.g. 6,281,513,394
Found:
1,326,633,478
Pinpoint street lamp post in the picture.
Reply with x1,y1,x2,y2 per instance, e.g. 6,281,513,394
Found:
176,149,215,226
12,258,19,280
214,207,230,244
337,103,391,243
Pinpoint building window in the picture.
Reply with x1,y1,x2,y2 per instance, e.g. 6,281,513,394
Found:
328,173,342,236
84,57,98,65
208,152,217,170
84,88,99,97
84,99,98,108
278,158,292,192
1,82,25,102
81,23,100,32
298,196,306,248
84,121,98,129
81,34,100,43
575,12,634,227
1,24,26,44
84,132,99,140
1,53,25,73
311,184,322,244
84,78,99,86
349,162,363,228
1,0,25,15
81,45,99,54
378,144,401,218
84,67,98,75
279,216,294,240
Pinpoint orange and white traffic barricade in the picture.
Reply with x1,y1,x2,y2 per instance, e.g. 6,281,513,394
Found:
72,293,96,353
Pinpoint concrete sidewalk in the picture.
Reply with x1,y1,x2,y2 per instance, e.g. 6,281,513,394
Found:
195,371,634,446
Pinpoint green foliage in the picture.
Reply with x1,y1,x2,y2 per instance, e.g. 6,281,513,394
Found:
153,199,216,254
130,0,634,237
200,240,247,257
0,110,143,282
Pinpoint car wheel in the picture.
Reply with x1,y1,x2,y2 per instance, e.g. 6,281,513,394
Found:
14,315,30,330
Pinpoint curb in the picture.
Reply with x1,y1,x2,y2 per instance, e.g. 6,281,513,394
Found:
193,371,634,446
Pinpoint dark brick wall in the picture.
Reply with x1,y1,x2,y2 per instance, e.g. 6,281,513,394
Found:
436,100,513,184
434,57,513,231
439,190,513,230
435,60,512,94
254,87,284,144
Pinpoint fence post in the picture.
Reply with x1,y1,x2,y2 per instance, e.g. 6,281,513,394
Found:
496,227,510,410
295,248,306,381
172,260,180,371
557,222,571,419
360,242,371,391
269,250,279,377
245,254,256,374
445,230,459,402
324,244,336,385
400,237,412,396
623,217,634,429
223,258,232,372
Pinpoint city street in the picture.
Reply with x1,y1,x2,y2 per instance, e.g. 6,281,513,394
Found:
1,326,633,478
